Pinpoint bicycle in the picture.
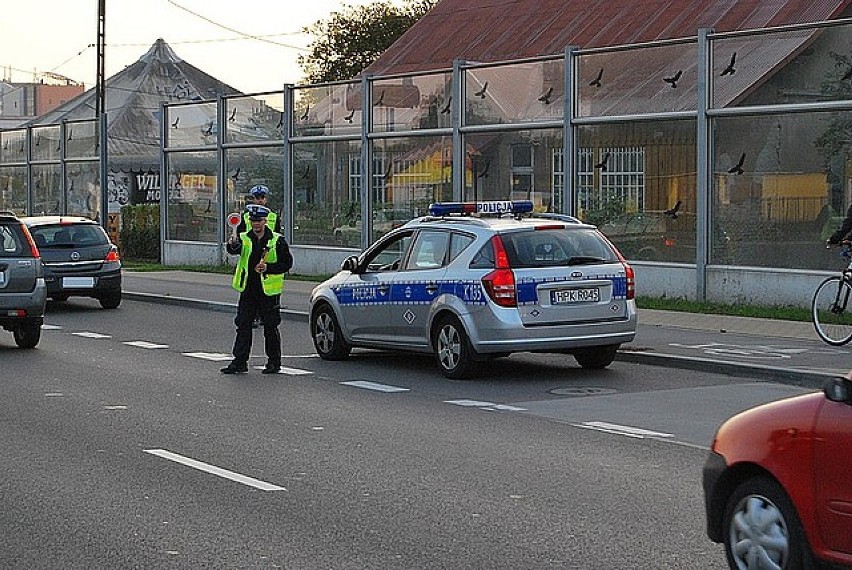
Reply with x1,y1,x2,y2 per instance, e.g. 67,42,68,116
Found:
812,242,852,345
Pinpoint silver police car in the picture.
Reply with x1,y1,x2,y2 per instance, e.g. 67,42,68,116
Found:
310,201,637,379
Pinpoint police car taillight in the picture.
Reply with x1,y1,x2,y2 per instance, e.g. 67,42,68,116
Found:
428,200,534,217
624,263,635,300
482,235,516,307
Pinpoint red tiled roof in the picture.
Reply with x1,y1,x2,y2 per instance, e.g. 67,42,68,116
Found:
365,0,852,76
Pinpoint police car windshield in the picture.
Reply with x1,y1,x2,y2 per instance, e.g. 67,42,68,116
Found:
501,228,619,268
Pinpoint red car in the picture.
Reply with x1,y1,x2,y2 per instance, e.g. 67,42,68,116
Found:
703,376,852,569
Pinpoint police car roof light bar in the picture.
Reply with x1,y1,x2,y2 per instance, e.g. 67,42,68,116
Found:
428,200,534,217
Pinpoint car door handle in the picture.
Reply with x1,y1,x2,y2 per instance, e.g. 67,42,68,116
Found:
426,282,438,294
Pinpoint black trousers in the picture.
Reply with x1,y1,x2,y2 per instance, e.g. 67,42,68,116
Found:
231,290,281,367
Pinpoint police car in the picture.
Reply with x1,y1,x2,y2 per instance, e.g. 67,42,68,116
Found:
309,200,637,379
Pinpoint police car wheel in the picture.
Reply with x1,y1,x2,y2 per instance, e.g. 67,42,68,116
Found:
433,316,475,379
13,321,41,349
312,304,351,360
573,344,618,369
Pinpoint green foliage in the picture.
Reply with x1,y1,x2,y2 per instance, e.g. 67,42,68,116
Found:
298,0,438,83
636,296,811,322
120,204,160,261
816,52,852,160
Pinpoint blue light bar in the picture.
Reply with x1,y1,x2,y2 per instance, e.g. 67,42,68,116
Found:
428,200,534,217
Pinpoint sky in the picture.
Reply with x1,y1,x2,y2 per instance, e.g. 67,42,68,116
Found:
0,0,407,94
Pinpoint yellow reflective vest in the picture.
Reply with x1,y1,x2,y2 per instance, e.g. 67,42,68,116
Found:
231,231,284,296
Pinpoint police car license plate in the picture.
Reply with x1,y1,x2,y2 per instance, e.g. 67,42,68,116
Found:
551,287,599,305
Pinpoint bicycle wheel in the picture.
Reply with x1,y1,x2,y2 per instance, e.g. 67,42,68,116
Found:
812,276,852,345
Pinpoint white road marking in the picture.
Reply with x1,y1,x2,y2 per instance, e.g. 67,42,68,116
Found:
45,392,63,397
341,380,409,392
574,421,674,439
143,449,286,491
283,354,319,358
103,405,128,410
73,332,111,339
182,352,232,361
41,324,62,330
124,341,169,349
252,365,312,375
445,399,526,412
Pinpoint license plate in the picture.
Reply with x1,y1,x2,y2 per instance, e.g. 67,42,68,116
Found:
63,277,95,288
551,287,600,305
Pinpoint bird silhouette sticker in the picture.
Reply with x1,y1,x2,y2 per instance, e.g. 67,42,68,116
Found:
301,165,310,180
228,108,237,122
594,152,610,172
374,90,385,107
589,68,604,88
384,163,394,181
300,105,310,121
663,70,683,88
728,153,746,175
477,159,490,178
720,52,737,76
664,200,682,219
171,117,180,129
202,122,213,136
538,87,554,104
230,168,241,181
473,81,488,99
440,97,452,114
344,109,356,123
276,112,284,129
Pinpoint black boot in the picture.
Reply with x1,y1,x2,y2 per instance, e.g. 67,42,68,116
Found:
261,363,280,374
220,362,248,374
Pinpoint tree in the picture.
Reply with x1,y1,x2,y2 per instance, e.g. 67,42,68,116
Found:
298,0,437,84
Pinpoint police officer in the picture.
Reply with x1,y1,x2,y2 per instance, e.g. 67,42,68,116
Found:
235,184,281,234
221,204,293,374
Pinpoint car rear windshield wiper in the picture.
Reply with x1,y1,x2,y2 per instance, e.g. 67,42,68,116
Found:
567,256,610,265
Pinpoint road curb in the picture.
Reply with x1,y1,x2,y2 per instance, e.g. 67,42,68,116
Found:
616,350,834,389
124,291,311,322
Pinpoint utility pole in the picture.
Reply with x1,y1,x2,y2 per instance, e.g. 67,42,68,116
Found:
95,0,105,117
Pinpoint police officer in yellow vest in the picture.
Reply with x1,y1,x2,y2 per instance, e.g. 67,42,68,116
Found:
234,184,281,235
221,204,293,374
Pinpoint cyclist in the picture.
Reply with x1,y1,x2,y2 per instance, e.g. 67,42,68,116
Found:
827,203,852,245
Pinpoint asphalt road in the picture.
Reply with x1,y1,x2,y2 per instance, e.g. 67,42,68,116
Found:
0,298,813,568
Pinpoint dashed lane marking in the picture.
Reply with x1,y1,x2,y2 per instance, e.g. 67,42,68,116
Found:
252,365,313,375
573,421,674,439
182,352,232,361
124,341,169,349
341,380,410,392
41,324,61,330
445,399,526,412
72,332,111,339
143,449,286,491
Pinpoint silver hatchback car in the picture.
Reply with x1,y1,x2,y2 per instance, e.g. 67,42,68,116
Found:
0,211,47,348
310,201,637,378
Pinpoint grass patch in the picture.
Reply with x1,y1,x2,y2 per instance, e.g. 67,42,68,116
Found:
636,296,811,322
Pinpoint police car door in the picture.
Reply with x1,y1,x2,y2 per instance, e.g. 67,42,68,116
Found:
388,229,450,347
339,230,414,342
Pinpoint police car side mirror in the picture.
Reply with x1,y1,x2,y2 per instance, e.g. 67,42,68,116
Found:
341,255,359,272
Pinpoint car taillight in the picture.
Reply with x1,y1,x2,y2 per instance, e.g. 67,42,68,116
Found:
624,263,635,300
482,235,516,307
105,247,120,262
21,225,40,258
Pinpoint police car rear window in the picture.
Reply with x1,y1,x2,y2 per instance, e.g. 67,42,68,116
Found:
0,224,27,257
501,229,619,268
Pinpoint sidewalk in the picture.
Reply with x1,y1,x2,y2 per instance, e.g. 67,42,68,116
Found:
122,270,852,388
